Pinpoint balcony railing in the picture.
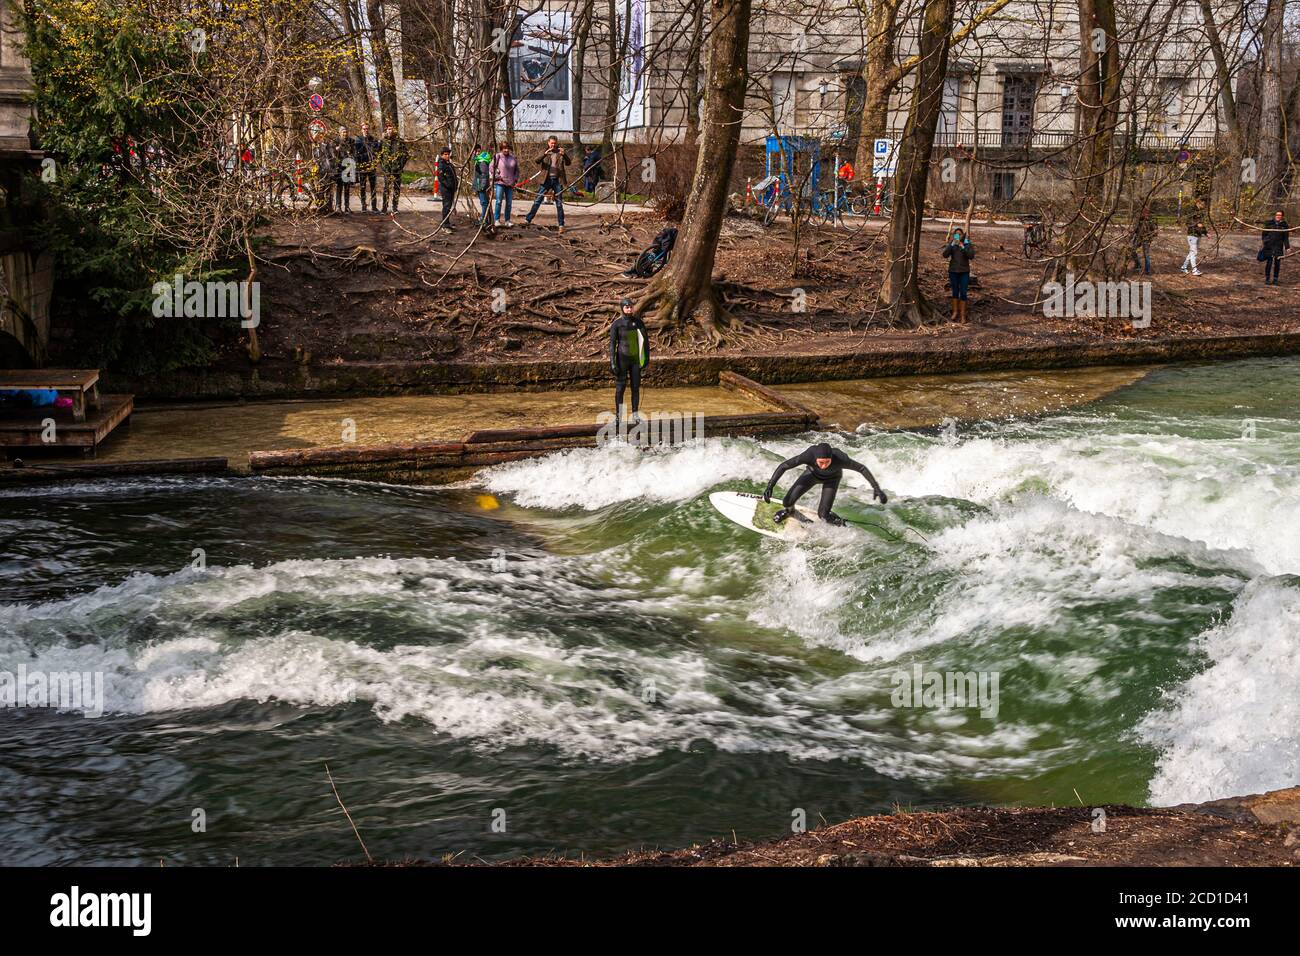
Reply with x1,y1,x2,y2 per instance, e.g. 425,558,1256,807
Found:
888,129,1219,151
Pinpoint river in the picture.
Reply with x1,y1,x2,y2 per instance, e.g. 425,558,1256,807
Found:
2,357,1297,864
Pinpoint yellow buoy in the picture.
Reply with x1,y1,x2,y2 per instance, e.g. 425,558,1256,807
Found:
476,494,500,511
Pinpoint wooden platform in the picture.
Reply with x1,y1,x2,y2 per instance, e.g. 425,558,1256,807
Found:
0,393,133,455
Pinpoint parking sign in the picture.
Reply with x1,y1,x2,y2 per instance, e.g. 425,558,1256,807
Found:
872,138,898,177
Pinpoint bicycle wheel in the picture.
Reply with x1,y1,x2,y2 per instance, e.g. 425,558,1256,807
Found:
634,250,664,277
815,195,835,226
762,201,779,227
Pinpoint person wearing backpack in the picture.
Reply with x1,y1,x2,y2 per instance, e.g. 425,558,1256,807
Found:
471,144,493,226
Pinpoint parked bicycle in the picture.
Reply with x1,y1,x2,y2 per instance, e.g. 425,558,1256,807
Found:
1021,214,1048,259
815,187,870,225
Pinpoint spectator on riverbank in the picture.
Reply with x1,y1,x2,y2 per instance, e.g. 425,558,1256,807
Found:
378,124,408,214
941,226,975,323
333,125,354,212
436,146,458,233
471,144,493,226
1131,206,1156,275
354,123,380,213
581,144,603,195
525,136,570,234
311,129,335,214
491,143,520,227
1181,212,1207,276
1261,210,1290,285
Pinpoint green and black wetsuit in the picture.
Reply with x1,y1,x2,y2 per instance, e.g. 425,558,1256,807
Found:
609,311,649,416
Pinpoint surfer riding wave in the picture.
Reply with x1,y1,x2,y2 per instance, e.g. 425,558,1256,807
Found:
764,442,887,526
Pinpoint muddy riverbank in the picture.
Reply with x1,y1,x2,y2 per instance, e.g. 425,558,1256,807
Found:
489,787,1300,867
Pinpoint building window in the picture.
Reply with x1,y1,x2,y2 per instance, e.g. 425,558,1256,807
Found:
1001,75,1037,146
1155,78,1184,140
992,169,1018,201
937,76,960,144
794,77,844,131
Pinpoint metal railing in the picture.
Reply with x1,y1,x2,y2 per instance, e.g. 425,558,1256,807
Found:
887,129,1219,151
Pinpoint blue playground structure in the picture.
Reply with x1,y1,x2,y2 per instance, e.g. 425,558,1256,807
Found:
756,134,836,219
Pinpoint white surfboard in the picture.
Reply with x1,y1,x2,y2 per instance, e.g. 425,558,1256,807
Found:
709,491,815,540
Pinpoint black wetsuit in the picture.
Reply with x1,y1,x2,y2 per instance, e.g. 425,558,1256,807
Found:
609,311,649,416
764,443,886,524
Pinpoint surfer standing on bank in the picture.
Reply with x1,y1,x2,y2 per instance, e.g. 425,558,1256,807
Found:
609,297,650,424
763,442,887,526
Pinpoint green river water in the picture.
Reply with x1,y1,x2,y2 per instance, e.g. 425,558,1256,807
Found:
1,357,1297,864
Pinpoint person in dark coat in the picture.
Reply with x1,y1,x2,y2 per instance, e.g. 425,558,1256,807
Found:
353,122,381,212
378,123,409,214
1261,210,1290,285
941,227,975,323
581,144,603,195
436,146,458,232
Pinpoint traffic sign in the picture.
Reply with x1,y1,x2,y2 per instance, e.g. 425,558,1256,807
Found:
309,119,327,138
309,93,324,112
872,138,898,177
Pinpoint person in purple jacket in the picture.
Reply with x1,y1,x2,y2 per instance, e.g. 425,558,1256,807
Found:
491,143,521,227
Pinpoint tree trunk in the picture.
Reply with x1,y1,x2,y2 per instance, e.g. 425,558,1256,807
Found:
337,0,371,123
877,0,955,327
365,0,400,131
853,0,901,173
499,35,514,146
1258,0,1286,202
683,0,706,147
600,0,629,157
1196,0,1240,150
1056,0,1122,278
571,0,595,149
637,0,751,342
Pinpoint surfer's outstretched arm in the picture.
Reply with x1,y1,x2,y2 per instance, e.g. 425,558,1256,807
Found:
843,457,888,503
763,454,805,502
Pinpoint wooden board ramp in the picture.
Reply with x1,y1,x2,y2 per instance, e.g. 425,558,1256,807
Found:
248,372,820,483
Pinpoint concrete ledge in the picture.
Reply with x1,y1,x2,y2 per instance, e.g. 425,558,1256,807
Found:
104,330,1300,402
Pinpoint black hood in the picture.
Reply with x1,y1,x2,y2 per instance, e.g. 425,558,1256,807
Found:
811,443,833,460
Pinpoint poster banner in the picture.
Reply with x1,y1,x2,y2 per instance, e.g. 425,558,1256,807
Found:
615,0,646,130
507,10,572,132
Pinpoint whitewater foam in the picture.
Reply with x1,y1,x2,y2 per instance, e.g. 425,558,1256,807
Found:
1140,577,1300,805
